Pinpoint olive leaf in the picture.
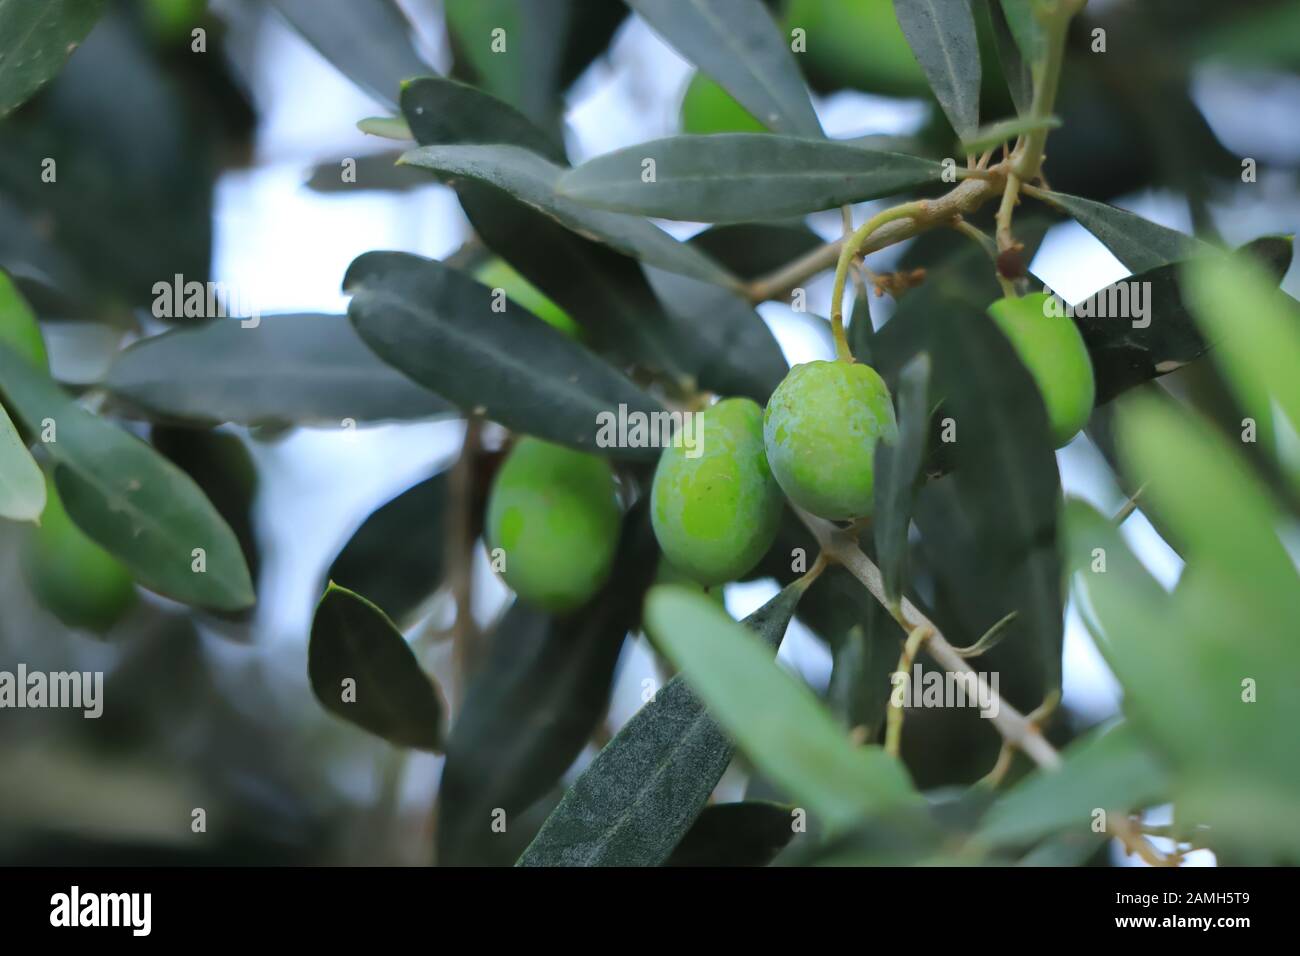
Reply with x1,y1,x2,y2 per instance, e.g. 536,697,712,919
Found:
664,801,797,867
558,134,944,223
308,583,446,751
270,0,429,110
326,471,447,627
344,251,665,459
644,586,918,831
517,580,806,867
976,721,1170,849
985,0,1032,114
626,0,824,138
398,143,736,287
0,398,44,523
0,343,254,611
0,0,105,117
873,353,932,608
1032,188,1214,273
105,314,452,428
893,0,982,140
438,507,658,866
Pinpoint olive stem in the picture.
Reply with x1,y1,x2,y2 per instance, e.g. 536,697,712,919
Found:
883,623,932,758
797,509,1063,772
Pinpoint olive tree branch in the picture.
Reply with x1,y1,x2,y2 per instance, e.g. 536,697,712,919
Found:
796,509,1063,772
743,175,1006,306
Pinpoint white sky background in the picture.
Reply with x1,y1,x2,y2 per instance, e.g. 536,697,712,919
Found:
207,7,1300,866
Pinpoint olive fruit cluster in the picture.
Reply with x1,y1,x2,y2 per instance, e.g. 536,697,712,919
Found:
485,299,1095,607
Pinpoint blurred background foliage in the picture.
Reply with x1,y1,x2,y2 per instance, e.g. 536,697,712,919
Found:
0,0,1298,866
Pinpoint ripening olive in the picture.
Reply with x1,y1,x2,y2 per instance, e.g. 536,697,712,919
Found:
988,292,1096,447
485,438,621,612
763,360,898,521
651,398,783,586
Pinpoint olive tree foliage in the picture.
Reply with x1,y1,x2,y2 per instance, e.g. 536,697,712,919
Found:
1,0,1298,867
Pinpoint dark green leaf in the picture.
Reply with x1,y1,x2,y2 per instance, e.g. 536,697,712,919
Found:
0,344,254,611
438,506,658,866
344,251,664,459
400,75,565,161
150,426,260,601
985,0,1032,114
557,134,943,223
919,300,1063,697
645,586,917,830
327,471,446,626
0,0,105,117
308,583,445,750
873,353,931,607
643,266,789,403
399,143,736,286
688,222,825,280
827,607,899,743
665,801,796,866
270,0,429,110
1033,189,1214,274
893,0,981,138
105,315,452,427
627,0,823,138
1064,235,1293,404
306,151,427,193
517,580,806,867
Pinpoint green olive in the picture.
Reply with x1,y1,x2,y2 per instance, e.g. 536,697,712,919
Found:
485,438,621,612
763,360,898,521
651,398,783,586
988,292,1096,447
784,0,928,99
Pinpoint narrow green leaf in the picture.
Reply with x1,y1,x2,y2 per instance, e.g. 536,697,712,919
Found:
438,507,658,866
688,222,825,280
557,134,944,223
644,586,917,831
400,75,565,161
270,0,429,110
0,399,44,522
893,0,982,139
1118,394,1300,619
874,353,931,607
399,143,736,286
308,583,445,751
986,0,1032,114
0,0,105,117
327,471,446,626
960,113,1059,154
1183,249,1300,464
517,581,806,867
0,270,50,370
997,0,1046,68
827,608,899,743
104,315,452,428
0,344,254,610
1033,189,1214,274
665,801,796,866
977,722,1170,847
627,0,823,138
344,251,665,459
